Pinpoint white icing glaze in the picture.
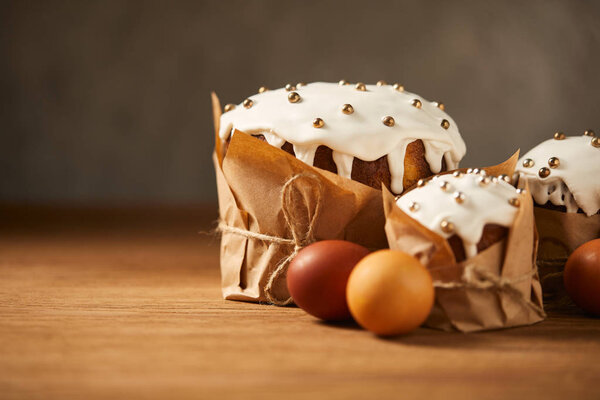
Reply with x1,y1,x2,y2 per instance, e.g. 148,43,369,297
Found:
219,82,466,193
396,172,520,258
516,135,600,216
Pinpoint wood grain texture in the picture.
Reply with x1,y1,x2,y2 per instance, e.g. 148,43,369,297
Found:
1,206,599,400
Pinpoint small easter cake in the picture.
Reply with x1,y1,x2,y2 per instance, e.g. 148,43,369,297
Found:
395,170,522,261
516,131,600,217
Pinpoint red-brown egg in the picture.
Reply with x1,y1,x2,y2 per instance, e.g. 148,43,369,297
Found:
287,240,370,321
564,238,600,315
346,250,434,336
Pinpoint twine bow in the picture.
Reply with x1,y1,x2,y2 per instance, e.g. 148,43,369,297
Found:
218,172,324,305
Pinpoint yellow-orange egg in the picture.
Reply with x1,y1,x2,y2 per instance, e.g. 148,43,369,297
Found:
346,250,434,336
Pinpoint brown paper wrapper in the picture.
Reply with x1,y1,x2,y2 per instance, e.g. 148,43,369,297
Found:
383,157,545,332
529,206,600,311
212,93,387,304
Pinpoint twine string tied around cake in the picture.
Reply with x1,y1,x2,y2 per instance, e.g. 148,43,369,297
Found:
433,263,546,316
217,172,324,306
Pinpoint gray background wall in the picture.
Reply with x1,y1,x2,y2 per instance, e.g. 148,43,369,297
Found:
1,0,599,204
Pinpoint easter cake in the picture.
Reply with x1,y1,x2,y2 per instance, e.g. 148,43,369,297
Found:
218,81,466,194
395,170,522,262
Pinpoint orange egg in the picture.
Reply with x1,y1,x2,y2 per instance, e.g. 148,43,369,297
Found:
346,250,434,336
564,238,600,316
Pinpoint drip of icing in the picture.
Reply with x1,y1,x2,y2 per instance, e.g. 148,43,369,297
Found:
422,140,449,173
331,151,354,179
219,82,466,193
261,131,286,149
516,136,600,216
387,142,410,193
292,144,318,166
396,172,520,259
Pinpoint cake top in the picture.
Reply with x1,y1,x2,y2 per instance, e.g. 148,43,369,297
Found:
395,171,521,258
218,82,466,193
516,133,600,216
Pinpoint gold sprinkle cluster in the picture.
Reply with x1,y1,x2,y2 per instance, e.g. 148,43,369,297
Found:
440,219,455,234
393,83,404,92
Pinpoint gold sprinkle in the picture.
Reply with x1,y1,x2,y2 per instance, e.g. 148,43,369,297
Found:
313,118,324,128
355,82,367,91
522,158,534,168
417,179,426,187
516,188,527,194
499,174,511,183
584,129,596,137
408,202,420,212
439,181,450,191
288,92,301,103
338,79,349,86
394,195,401,202
592,137,600,148
441,119,450,129
285,83,296,92
296,82,307,88
508,198,521,208
440,219,455,234
382,116,395,127
258,86,268,93
538,167,550,178
243,98,253,109
392,83,404,92
554,131,566,140
223,104,236,112
341,104,354,115
453,192,466,204
434,101,445,111
478,176,491,186
452,171,463,178
548,157,560,168
376,80,387,86
412,99,422,109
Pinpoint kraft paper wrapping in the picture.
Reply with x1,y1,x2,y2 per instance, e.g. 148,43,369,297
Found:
383,158,545,332
212,93,387,304
530,206,600,310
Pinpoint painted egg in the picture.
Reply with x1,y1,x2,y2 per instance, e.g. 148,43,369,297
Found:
287,240,370,321
564,238,600,315
346,250,434,336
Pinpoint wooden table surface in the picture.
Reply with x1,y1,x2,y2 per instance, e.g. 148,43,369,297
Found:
1,205,599,400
